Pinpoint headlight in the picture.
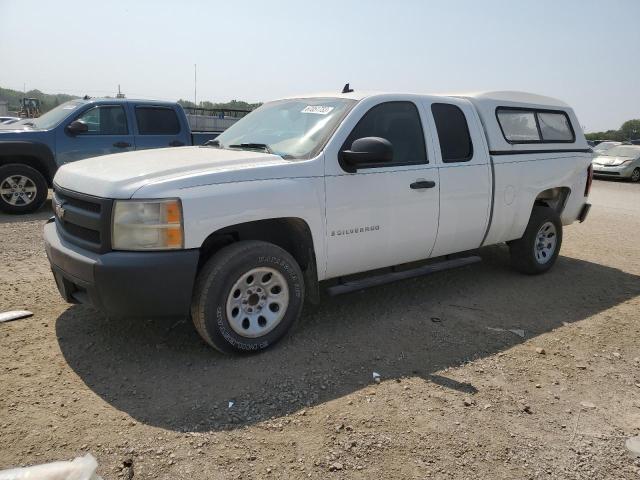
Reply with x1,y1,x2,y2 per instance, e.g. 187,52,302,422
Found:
112,199,184,250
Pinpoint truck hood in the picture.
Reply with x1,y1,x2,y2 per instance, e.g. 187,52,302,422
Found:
0,122,41,132
54,146,297,198
0,128,47,139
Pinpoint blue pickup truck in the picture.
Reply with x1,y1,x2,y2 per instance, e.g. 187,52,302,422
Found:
0,98,220,214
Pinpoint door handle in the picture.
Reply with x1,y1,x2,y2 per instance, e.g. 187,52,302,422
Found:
410,180,436,189
113,141,131,148
169,140,185,147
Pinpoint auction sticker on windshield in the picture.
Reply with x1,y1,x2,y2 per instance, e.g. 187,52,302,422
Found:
301,106,334,115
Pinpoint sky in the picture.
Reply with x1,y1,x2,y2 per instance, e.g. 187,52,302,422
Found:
1,0,638,132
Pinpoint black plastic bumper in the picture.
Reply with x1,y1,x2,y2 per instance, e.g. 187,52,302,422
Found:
44,221,200,318
578,203,591,223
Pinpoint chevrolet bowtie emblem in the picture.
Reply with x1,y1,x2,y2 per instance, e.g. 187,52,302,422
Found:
55,202,66,219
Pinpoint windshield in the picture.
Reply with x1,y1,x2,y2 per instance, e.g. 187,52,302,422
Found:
214,98,357,159
29,100,86,129
601,146,640,157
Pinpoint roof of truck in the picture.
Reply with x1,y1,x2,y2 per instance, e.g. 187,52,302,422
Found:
280,90,569,108
280,89,585,151
456,91,569,108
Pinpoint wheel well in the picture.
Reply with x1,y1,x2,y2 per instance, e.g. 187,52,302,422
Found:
533,187,570,214
0,155,53,186
200,217,315,270
199,218,319,303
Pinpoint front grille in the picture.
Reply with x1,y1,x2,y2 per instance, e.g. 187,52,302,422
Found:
593,170,620,176
53,187,113,253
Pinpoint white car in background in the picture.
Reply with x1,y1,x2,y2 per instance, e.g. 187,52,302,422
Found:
592,144,640,182
593,141,621,154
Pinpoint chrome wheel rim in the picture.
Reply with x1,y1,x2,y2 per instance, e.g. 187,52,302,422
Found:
0,175,37,206
225,267,290,338
534,221,557,264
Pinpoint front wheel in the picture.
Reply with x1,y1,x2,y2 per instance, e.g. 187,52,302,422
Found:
509,206,563,275
630,168,640,183
191,240,305,354
0,164,48,214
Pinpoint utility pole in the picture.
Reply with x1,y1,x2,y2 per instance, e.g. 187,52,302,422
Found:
194,64,197,108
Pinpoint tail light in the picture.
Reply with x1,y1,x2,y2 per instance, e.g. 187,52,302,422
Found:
585,164,593,196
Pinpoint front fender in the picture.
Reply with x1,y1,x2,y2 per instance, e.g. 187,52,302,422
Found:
151,177,329,280
0,141,57,183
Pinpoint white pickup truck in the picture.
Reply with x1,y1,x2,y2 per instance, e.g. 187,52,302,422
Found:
44,89,593,354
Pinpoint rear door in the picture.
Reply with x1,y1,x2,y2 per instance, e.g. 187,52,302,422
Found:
324,97,440,279
133,105,191,150
56,104,133,164
425,98,492,257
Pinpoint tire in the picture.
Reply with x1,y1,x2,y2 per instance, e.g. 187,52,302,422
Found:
0,164,48,214
630,168,640,183
509,206,563,275
191,240,305,354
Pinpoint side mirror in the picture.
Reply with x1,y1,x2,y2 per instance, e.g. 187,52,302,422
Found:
66,120,89,135
340,137,393,172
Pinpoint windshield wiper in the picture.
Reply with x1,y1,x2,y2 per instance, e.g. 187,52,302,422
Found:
204,139,220,147
228,143,272,154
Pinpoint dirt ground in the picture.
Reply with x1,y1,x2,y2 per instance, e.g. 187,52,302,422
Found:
1,179,639,479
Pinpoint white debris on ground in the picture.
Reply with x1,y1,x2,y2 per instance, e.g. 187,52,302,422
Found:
0,310,33,323
627,436,640,459
0,454,101,480
486,326,526,338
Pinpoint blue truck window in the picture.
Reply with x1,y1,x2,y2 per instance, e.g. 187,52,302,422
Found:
77,106,128,135
135,107,180,135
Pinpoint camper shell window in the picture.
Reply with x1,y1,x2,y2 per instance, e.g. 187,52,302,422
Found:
496,107,575,144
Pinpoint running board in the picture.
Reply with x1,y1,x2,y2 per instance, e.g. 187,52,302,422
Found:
326,255,482,296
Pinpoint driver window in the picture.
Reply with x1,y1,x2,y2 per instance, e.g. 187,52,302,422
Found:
76,106,128,135
342,101,427,167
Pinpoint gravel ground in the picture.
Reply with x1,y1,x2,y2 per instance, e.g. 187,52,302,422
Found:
1,179,639,479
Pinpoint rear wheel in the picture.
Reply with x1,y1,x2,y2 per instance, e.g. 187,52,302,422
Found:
0,164,48,214
191,240,305,354
630,168,640,183
509,206,562,275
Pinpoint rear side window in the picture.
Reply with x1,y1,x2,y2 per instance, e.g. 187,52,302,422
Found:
496,107,574,144
135,107,180,135
343,101,427,167
431,103,473,162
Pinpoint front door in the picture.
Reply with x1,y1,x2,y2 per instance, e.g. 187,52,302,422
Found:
324,99,440,279
56,104,133,165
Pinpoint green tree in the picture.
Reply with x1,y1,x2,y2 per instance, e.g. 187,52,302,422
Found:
620,119,640,140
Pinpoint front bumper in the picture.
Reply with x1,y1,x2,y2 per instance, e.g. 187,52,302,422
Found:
592,163,635,178
44,220,200,318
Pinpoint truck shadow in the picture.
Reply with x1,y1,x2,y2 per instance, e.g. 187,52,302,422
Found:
0,199,52,224
55,246,640,432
